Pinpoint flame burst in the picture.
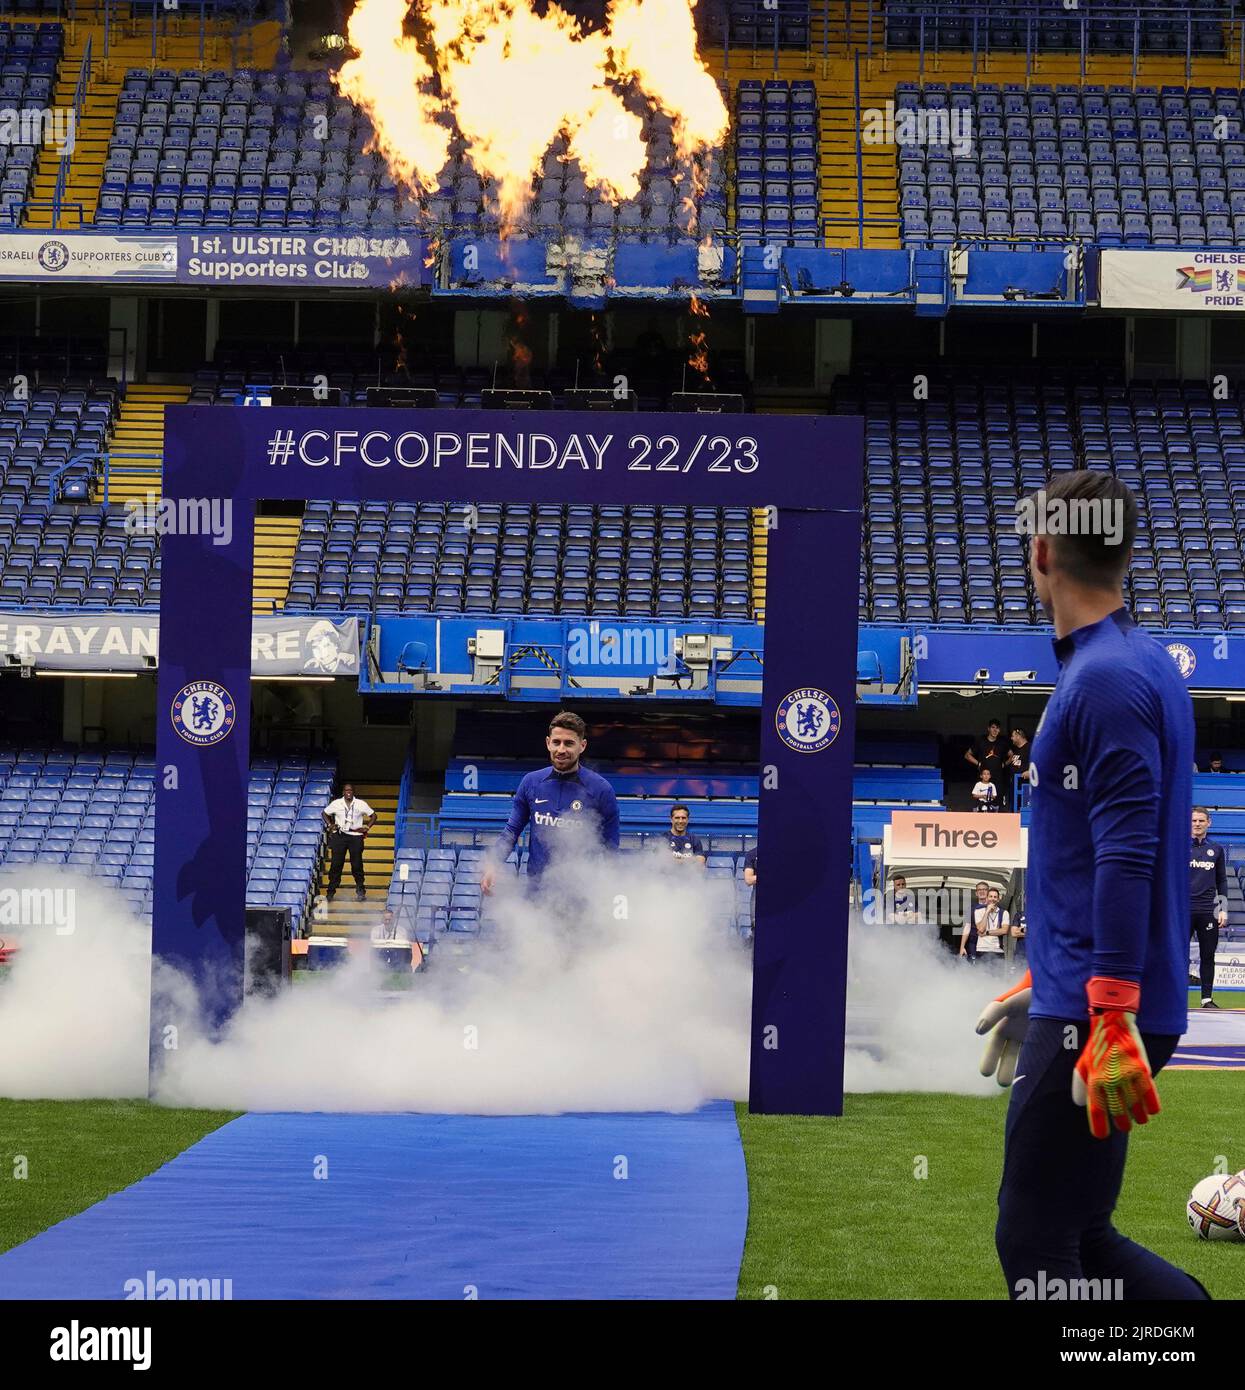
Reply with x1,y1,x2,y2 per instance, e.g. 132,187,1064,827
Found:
337,0,728,225
687,292,711,383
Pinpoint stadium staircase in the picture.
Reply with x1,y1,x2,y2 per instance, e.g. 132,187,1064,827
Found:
252,516,301,614
750,507,767,621
24,9,283,232
313,781,399,940
104,382,187,503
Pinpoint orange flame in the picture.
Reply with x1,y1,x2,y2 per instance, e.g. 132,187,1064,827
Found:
336,0,728,226
508,302,533,386
687,291,711,382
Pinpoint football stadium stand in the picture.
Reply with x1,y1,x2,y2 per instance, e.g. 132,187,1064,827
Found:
838,368,1245,628
897,81,1245,248
884,1,1230,57
0,744,332,933
7,363,1245,634
96,65,728,238
0,20,64,227
283,500,754,619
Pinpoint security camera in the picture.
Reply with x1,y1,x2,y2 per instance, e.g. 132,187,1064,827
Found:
974,668,990,682
1003,670,1036,683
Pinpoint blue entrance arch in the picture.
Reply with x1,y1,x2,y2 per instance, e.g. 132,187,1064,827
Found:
153,406,863,1115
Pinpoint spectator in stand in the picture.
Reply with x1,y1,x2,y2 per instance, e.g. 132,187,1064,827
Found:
1005,726,1033,807
891,873,918,924
960,881,990,959
1206,753,1226,774
965,718,1006,788
972,886,1010,968
667,804,707,868
972,767,999,811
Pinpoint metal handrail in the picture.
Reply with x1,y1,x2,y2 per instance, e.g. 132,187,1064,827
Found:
101,451,163,504
52,36,92,229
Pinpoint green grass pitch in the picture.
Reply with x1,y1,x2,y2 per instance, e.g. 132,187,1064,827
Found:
1,1055,1242,1299
736,1070,1245,1300
0,1101,238,1256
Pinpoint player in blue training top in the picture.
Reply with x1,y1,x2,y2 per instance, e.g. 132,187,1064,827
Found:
479,710,620,894
1189,806,1228,1009
975,469,1209,1301
666,804,707,868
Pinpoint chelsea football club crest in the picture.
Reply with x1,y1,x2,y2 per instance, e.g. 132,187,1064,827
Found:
171,680,237,746
1166,642,1196,679
775,687,842,753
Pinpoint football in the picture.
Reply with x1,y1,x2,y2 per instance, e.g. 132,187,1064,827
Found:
1187,1174,1245,1241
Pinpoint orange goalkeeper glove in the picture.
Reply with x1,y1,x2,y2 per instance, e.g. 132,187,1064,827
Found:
1072,977,1161,1139
975,969,1032,1087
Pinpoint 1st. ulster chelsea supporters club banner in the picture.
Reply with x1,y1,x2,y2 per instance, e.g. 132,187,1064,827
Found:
1100,249,1245,311
0,613,360,674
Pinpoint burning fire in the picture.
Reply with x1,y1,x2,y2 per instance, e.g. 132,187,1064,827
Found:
687,291,711,382
336,0,728,225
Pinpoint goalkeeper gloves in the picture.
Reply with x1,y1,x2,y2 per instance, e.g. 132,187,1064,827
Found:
1072,977,1161,1140
975,970,1031,1087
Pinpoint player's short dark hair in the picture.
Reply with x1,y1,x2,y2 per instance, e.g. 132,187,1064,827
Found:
671,803,689,816
1210,752,1223,761
548,711,587,739
1193,805,1210,817
987,719,1001,728
1026,469,1137,589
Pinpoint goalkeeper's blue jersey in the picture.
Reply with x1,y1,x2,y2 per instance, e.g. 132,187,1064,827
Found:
1027,608,1192,1034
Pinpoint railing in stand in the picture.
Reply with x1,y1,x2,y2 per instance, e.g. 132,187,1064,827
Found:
100,451,164,504
51,37,92,229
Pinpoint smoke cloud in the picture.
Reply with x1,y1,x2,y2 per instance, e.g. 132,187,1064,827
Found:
0,872,1003,1111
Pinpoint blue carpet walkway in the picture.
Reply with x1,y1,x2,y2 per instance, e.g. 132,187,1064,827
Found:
0,1102,747,1299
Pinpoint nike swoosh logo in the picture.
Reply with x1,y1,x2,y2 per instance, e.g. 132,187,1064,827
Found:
534,798,548,804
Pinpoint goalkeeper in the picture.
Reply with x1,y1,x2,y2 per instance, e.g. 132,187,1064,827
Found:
976,470,1208,1301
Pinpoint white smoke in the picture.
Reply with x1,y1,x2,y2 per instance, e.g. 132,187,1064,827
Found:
0,871,1006,1111
0,859,751,1113
0,870,151,1100
845,911,1007,1095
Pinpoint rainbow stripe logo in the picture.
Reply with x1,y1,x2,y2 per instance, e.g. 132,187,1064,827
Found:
1177,266,1213,292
